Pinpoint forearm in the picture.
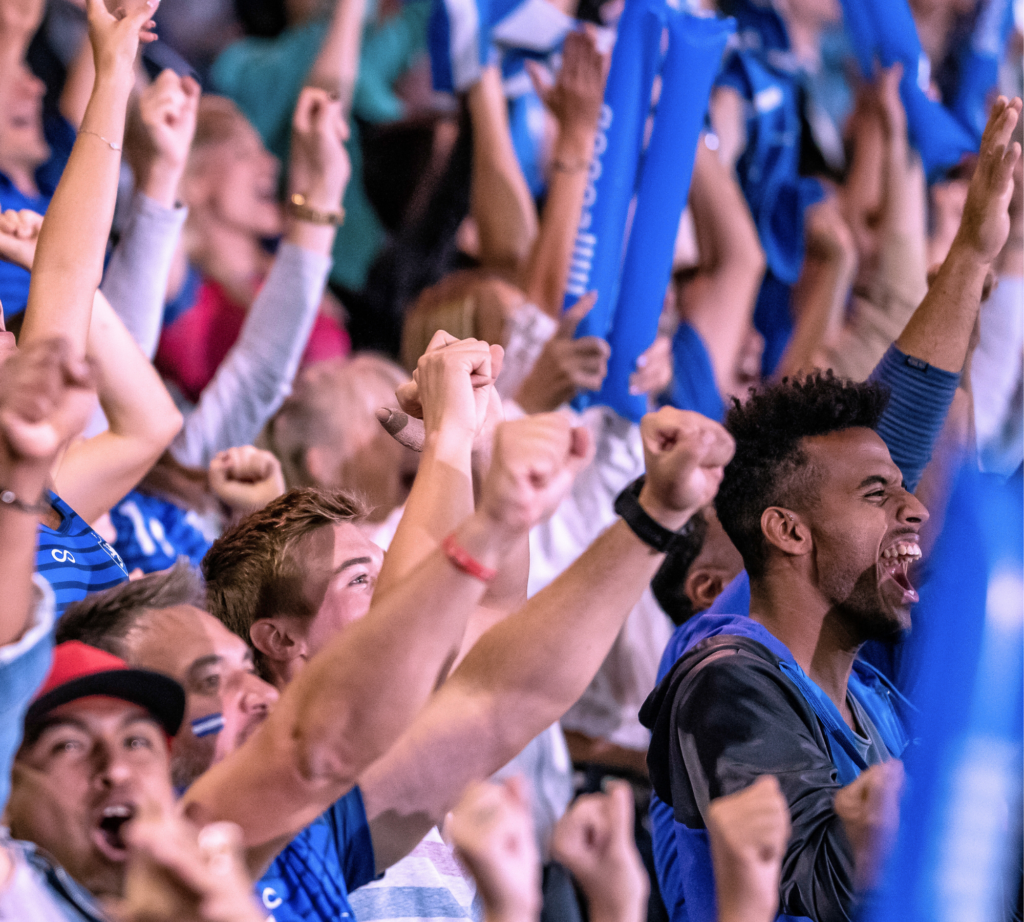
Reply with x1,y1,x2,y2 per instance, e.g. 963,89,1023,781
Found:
101,193,188,358
54,292,182,522
363,519,668,839
304,0,369,111
777,255,855,379
522,127,595,317
0,459,51,647
21,72,132,356
469,68,539,275
170,242,330,467
896,239,988,373
373,426,474,597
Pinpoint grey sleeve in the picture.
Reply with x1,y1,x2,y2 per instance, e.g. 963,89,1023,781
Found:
169,242,332,468
100,193,188,359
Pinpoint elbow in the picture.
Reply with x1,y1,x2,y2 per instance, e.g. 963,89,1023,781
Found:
156,404,184,448
291,716,364,790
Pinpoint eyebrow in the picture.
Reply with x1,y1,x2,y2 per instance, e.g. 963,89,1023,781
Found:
186,654,224,683
334,556,374,575
857,474,893,490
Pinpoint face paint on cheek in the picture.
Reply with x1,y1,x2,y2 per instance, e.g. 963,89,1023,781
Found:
191,713,225,738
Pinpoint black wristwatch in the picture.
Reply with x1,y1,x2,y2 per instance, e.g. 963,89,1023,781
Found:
614,476,695,553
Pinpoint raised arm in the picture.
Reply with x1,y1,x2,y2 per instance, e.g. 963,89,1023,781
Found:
183,413,591,868
0,210,182,523
170,88,350,467
102,69,198,357
521,29,609,318
468,67,539,277
896,96,1022,372
359,407,734,869
18,0,156,356
303,0,369,112
680,139,766,393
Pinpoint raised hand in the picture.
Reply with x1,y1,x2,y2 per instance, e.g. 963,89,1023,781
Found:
0,208,42,270
955,96,1022,263
137,68,201,179
0,337,96,470
629,334,673,398
479,412,592,533
515,293,610,413
527,27,609,140
637,407,735,531
208,446,286,518
85,0,158,78
448,778,541,922
288,86,351,216
551,782,648,922
396,331,505,442
833,760,905,893
706,776,792,922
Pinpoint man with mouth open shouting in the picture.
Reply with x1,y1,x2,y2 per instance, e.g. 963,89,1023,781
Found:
642,372,928,922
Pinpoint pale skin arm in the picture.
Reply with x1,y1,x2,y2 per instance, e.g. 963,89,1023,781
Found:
682,139,766,392
359,408,735,870
468,67,539,278
301,0,369,114
520,29,608,318
19,0,157,357
896,97,1022,371
183,414,591,874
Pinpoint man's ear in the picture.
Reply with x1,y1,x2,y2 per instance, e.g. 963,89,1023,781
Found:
250,618,306,664
761,507,811,557
685,568,728,613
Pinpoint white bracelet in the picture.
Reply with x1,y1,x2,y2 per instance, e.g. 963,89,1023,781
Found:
79,128,122,152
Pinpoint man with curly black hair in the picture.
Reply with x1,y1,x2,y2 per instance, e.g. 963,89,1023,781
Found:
642,371,929,922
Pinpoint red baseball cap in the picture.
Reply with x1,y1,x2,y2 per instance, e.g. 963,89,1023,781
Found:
24,642,185,738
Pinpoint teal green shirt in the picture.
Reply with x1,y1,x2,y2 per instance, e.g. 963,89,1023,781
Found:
211,3,429,291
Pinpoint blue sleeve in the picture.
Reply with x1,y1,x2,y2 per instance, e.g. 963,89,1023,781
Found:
0,581,55,812
328,785,377,892
869,345,960,493
662,323,726,422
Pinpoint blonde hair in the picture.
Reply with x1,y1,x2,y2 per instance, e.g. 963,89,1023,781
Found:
265,355,410,489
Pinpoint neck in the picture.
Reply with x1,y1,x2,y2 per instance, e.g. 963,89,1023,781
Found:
0,158,39,197
184,214,269,306
749,572,860,726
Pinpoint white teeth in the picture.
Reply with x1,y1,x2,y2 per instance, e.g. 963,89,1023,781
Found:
882,542,922,560
103,805,132,818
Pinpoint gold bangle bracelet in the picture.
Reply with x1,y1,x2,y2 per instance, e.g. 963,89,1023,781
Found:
288,193,344,226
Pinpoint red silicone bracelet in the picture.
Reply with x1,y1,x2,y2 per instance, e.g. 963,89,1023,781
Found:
442,533,497,582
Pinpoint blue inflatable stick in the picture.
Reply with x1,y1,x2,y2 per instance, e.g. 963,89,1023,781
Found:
562,0,666,340
593,11,734,422
865,468,1023,922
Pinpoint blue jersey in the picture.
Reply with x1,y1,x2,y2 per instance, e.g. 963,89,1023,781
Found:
110,490,212,575
36,493,129,618
257,786,376,922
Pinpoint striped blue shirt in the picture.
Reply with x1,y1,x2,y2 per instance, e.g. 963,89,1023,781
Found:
36,493,129,618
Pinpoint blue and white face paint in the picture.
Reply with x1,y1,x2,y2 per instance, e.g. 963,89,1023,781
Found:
191,713,225,738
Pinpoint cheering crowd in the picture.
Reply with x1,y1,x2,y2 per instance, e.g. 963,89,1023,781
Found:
0,0,1020,919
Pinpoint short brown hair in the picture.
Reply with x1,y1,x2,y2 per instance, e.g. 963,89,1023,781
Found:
57,560,206,658
202,488,367,668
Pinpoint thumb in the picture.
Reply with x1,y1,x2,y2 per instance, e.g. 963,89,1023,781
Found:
526,59,552,103
558,292,598,339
